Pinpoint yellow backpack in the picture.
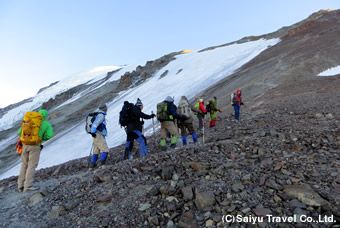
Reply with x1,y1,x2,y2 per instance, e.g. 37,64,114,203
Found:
20,112,43,145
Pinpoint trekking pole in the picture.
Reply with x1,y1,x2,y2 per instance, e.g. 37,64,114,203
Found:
151,111,156,143
202,117,205,144
87,143,94,168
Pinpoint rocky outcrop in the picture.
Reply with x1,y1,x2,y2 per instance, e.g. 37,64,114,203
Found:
37,81,59,94
41,84,89,110
199,9,336,52
116,51,181,90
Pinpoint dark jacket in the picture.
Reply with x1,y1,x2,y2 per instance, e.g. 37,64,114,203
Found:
164,101,186,121
126,105,153,133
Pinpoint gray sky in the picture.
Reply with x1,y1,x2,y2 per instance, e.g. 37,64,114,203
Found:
0,0,339,108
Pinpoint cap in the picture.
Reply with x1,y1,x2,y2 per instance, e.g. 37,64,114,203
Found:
135,98,143,106
165,96,174,103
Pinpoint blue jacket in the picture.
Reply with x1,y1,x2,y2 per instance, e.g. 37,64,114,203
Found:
165,101,186,121
91,111,107,136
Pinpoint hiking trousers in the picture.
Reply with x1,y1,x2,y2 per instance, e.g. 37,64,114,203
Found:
18,145,41,189
196,114,203,130
160,121,179,146
234,105,240,120
179,122,195,136
124,130,148,159
209,111,217,121
93,134,109,155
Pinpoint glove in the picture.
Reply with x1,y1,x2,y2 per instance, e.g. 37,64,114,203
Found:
241,102,244,105
40,145,44,150
91,133,96,138
219,109,222,113
151,114,156,118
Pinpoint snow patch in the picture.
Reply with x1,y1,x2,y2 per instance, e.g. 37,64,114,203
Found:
318,66,340,76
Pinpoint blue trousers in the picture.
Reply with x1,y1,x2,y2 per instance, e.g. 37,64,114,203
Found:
234,105,240,120
124,130,148,159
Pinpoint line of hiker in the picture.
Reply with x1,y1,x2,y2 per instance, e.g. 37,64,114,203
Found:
15,90,243,191
117,95,227,159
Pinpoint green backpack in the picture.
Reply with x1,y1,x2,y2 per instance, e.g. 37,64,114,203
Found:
157,102,169,121
194,102,200,115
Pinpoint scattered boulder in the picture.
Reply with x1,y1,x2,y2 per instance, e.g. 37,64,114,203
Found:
28,192,44,206
283,185,327,206
161,166,175,180
181,186,194,201
48,205,66,219
194,191,216,211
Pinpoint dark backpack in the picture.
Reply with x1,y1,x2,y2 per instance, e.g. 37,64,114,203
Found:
85,112,98,133
119,101,134,127
206,101,213,112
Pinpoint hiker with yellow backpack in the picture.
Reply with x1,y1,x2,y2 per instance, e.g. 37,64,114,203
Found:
17,109,53,192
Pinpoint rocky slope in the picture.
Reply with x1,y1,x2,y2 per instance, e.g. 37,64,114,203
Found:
0,75,339,228
194,9,340,111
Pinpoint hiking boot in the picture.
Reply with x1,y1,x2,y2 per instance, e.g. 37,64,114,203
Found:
123,150,130,160
99,160,106,168
18,187,24,192
170,144,179,150
88,162,96,171
161,146,167,152
23,186,39,192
